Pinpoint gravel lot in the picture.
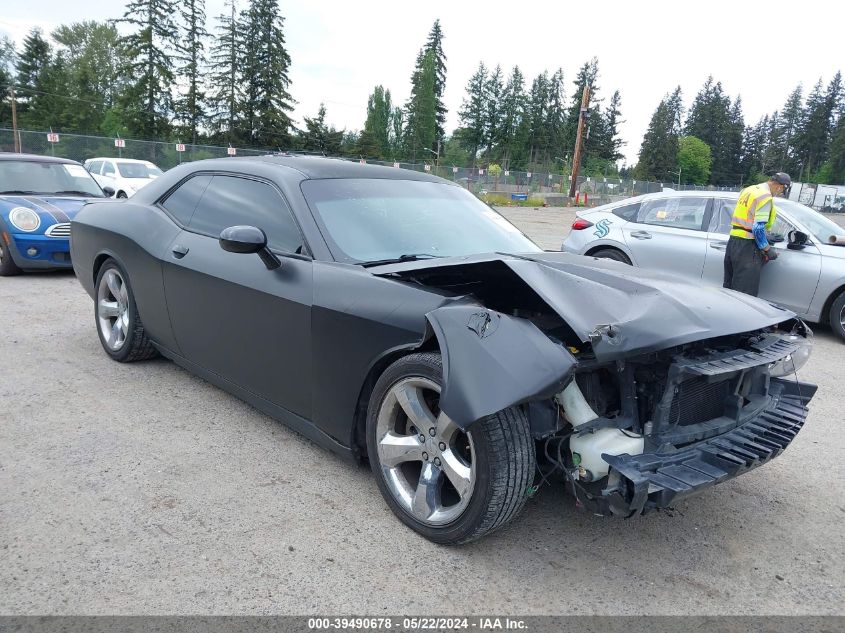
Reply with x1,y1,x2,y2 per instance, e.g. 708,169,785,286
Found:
1,206,843,615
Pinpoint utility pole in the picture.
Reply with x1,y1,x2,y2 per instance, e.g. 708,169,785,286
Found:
568,85,590,199
9,87,21,153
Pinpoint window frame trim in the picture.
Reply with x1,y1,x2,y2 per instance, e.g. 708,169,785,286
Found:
637,196,713,232
156,170,312,260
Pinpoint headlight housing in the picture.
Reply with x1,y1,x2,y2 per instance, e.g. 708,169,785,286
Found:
9,207,40,232
769,326,813,377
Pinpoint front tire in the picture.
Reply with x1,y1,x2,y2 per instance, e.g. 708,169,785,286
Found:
590,247,632,265
0,239,22,276
366,352,535,544
94,259,158,362
829,291,845,342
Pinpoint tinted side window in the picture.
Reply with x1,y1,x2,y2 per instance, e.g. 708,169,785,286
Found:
612,202,640,221
161,174,212,225
638,197,709,231
88,161,103,175
102,162,115,176
189,175,304,254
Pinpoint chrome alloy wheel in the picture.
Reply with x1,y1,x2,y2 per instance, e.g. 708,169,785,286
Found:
840,305,845,330
375,377,476,526
97,268,130,351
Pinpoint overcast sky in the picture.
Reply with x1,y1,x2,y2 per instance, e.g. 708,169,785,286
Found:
1,0,842,164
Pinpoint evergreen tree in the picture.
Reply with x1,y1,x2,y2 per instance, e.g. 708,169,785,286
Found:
456,61,487,166
484,64,504,158
174,0,210,145
497,65,527,169
403,49,437,162
544,68,567,164
740,115,769,184
685,76,737,184
116,0,179,140
239,0,294,147
598,90,624,161
0,36,15,127
795,77,837,177
15,28,53,128
362,85,393,158
823,115,845,184
526,71,550,166
389,107,404,160
423,20,447,150
634,96,678,181
208,0,244,142
298,103,342,154
771,85,805,175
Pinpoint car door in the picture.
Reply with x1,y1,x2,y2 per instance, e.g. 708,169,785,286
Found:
161,173,314,419
621,196,711,279
702,198,821,315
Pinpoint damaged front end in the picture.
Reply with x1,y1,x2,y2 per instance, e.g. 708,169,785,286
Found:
543,323,816,516
377,253,818,516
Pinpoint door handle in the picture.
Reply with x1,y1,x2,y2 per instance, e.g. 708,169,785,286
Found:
630,231,652,239
709,242,727,251
171,244,189,259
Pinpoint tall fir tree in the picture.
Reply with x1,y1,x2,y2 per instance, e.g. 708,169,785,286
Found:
423,20,447,151
403,49,437,162
456,61,487,165
484,64,504,159
497,65,527,169
239,0,294,147
174,0,210,145
208,0,244,142
0,36,16,127
771,85,805,175
565,58,600,155
15,28,53,128
795,78,833,177
685,76,737,184
116,0,178,140
634,95,679,181
598,90,624,161
544,68,567,165
526,71,550,166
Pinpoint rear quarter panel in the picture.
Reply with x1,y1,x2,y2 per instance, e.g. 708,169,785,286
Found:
71,201,182,351
562,210,634,260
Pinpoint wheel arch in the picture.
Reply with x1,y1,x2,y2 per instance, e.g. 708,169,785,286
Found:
351,338,440,460
820,282,845,325
584,243,633,261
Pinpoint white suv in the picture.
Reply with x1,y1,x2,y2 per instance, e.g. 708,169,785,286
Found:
83,158,163,198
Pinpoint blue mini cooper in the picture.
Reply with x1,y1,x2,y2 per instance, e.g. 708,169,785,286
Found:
0,153,110,276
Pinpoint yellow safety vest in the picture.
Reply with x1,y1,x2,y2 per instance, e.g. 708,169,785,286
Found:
730,183,777,239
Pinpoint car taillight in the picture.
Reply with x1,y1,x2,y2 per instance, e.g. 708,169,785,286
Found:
571,218,594,230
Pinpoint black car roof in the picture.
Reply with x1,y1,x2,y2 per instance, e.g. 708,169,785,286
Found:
240,155,447,182
0,152,80,165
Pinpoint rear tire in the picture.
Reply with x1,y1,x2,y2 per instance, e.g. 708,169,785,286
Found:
94,259,158,362
0,239,22,276
829,291,845,342
366,352,535,544
590,247,632,265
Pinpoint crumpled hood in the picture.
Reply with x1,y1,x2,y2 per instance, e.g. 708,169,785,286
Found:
374,251,793,360
0,195,91,228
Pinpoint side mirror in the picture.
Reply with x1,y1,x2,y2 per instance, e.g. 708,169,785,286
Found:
102,186,116,197
787,230,809,250
219,225,281,270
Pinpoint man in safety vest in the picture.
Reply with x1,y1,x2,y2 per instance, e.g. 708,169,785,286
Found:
723,172,792,296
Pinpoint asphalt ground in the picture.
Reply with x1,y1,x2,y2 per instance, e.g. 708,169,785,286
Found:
1,207,843,615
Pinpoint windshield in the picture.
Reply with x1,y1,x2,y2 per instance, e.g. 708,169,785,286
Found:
117,162,162,178
778,199,845,243
301,178,541,262
0,160,105,197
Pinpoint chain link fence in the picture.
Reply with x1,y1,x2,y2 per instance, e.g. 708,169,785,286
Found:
1,128,743,207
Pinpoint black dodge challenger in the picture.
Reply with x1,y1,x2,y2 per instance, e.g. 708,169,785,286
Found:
71,156,817,544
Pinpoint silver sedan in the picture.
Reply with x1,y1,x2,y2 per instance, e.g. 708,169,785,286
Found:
562,190,845,341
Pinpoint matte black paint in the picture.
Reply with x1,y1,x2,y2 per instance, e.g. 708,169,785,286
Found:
71,156,796,458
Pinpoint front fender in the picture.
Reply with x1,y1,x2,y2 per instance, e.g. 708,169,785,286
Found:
424,305,576,429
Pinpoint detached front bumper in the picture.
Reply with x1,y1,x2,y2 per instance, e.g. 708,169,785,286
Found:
587,377,817,516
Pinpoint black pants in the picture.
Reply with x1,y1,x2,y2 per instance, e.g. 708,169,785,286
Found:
723,235,765,296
